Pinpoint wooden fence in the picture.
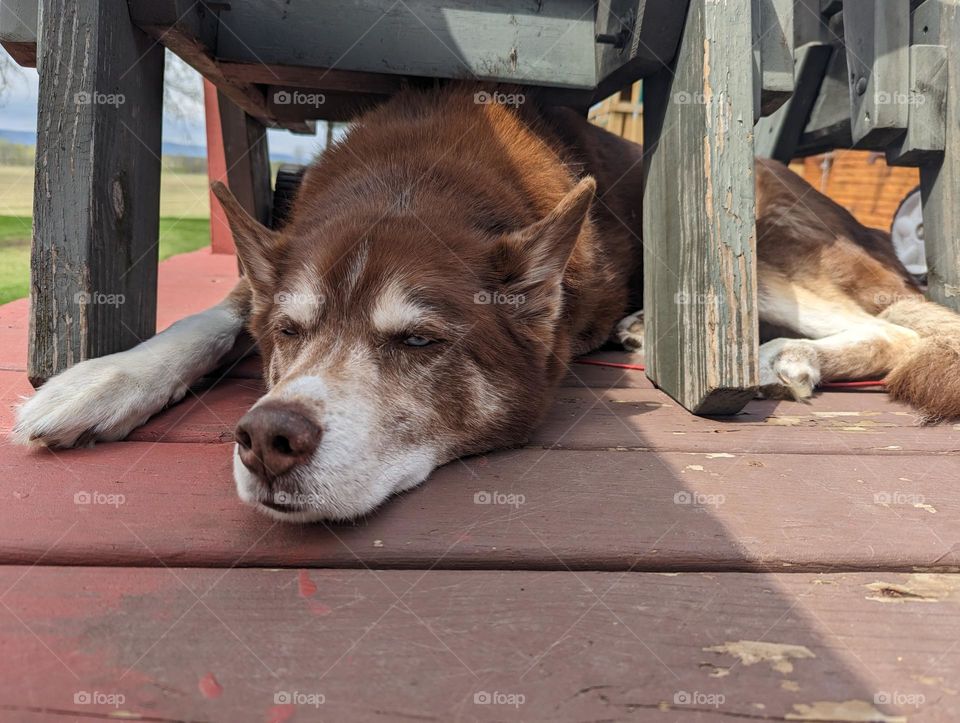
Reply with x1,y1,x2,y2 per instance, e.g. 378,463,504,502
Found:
588,81,643,145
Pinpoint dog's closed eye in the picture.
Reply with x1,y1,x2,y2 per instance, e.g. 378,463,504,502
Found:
402,335,436,347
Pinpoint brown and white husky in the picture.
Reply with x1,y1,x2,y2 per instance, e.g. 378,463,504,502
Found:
13,86,960,522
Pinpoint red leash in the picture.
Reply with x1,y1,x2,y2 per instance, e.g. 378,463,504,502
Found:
574,359,886,389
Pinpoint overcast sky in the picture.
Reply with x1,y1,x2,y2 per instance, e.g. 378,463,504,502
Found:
0,57,325,162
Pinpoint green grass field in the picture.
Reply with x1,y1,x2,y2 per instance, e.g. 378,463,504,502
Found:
0,165,211,305
0,165,212,218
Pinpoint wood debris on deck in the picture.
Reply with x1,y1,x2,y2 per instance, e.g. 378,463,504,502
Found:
1,249,959,721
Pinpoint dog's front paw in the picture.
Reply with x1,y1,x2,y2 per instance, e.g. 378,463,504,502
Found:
615,310,645,352
13,353,188,448
758,339,821,401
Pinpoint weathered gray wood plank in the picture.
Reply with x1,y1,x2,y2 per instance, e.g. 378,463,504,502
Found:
30,0,164,385
643,0,759,415
843,0,911,148
214,0,597,90
127,0,313,133
886,42,948,165
796,11,855,155
755,41,833,160
794,0,831,45
593,0,690,99
917,0,960,310
753,0,796,118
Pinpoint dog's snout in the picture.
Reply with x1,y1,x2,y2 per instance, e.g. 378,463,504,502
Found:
235,402,322,480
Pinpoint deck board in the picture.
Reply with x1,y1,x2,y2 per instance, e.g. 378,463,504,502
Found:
0,567,957,721
4,247,960,719
1,439,956,570
8,375,945,456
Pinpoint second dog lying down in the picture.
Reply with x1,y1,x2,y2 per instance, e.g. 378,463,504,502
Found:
14,86,960,522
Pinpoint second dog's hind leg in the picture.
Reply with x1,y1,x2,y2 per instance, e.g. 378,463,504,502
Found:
759,322,920,400
614,310,644,352
757,273,922,400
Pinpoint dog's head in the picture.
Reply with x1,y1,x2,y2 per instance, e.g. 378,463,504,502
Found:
212,177,594,522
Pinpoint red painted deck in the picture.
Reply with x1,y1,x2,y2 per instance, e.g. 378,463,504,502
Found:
2,248,959,721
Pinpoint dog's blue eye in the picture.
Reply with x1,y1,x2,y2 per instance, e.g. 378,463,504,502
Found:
280,328,298,337
403,335,434,347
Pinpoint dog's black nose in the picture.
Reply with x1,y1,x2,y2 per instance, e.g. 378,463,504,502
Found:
235,402,322,481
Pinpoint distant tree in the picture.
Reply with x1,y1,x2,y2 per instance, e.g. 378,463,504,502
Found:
0,51,24,103
0,138,33,164
163,51,204,123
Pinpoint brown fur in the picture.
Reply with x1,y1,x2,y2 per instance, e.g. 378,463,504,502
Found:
755,158,922,317
220,88,960,441
753,158,960,421
882,299,960,421
215,86,646,463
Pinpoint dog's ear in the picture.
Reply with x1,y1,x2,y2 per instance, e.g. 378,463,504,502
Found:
494,177,595,325
211,182,279,296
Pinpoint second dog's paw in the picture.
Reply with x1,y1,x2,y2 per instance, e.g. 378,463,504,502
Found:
13,353,187,448
615,310,645,352
759,339,821,402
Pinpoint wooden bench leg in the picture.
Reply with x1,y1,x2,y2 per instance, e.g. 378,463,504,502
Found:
642,0,759,415
219,92,272,229
29,0,163,386
917,0,960,312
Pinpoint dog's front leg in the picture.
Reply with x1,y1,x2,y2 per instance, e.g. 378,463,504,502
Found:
13,279,253,448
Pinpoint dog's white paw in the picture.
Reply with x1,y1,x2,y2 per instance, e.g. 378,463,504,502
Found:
758,339,821,401
615,310,645,352
13,352,189,448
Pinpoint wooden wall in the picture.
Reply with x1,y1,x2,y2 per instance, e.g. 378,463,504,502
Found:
787,151,919,231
